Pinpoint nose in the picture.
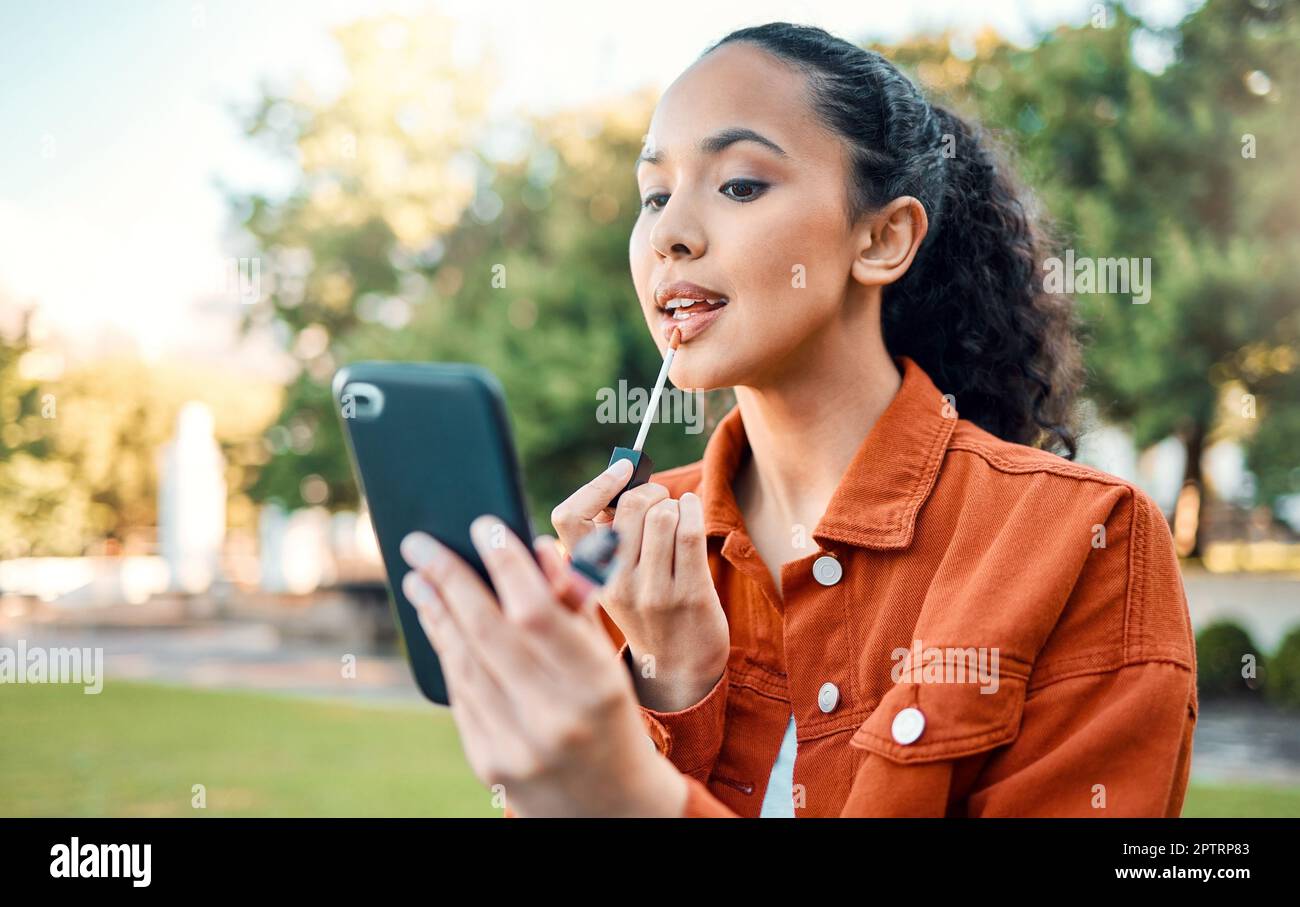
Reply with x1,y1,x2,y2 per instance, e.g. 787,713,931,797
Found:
648,194,706,261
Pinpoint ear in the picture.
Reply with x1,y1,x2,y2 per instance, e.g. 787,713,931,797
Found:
849,196,929,289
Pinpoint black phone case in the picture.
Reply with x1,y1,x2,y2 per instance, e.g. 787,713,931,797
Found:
333,362,535,705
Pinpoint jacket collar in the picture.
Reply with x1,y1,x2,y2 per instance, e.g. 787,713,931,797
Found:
699,355,956,551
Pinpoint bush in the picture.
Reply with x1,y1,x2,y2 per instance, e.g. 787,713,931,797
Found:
1195,621,1265,699
1266,627,1300,711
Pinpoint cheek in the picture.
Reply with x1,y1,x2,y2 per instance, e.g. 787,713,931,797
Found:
628,220,662,334
628,219,653,300
628,194,848,389
729,202,846,332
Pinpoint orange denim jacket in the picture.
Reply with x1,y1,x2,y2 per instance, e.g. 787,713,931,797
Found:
597,354,1198,818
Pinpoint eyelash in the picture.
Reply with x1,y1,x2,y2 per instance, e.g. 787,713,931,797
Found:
641,178,769,211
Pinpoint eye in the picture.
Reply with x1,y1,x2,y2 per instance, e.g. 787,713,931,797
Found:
721,178,768,202
641,193,669,211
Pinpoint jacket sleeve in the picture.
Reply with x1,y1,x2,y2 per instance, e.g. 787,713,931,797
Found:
962,660,1197,816
617,640,730,782
845,484,1198,819
593,579,731,781
950,485,1198,817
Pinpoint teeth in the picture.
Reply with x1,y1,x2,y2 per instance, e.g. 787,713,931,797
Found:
672,310,695,320
664,297,727,310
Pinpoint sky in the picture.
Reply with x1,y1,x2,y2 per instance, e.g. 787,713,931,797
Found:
0,0,1199,370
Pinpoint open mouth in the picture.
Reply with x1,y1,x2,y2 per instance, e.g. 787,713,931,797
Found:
662,296,728,320
656,295,729,343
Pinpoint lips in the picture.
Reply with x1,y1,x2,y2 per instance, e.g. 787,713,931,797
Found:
655,281,729,344
659,304,726,344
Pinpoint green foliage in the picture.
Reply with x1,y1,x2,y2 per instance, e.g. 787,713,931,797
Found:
1244,364,1300,504
234,14,707,528
880,0,1300,546
1267,626,1300,709
0,311,280,556
0,310,75,556
235,2,1299,538
1195,620,1265,698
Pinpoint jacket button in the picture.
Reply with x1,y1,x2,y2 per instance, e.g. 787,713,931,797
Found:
817,682,840,713
812,555,842,586
891,707,926,745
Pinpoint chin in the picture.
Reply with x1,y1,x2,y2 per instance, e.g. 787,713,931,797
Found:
669,349,743,391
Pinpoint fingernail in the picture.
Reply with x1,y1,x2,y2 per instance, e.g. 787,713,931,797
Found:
605,458,633,477
402,571,438,609
471,515,503,549
401,531,444,570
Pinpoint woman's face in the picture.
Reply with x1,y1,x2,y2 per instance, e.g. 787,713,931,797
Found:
629,42,862,391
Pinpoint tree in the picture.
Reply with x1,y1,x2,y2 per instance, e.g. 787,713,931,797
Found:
0,305,80,558
234,14,708,531
881,0,1300,556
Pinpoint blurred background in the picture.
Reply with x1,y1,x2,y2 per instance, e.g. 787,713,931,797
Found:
1,0,1298,817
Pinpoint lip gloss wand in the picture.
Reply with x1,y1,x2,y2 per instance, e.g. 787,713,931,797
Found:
606,326,681,508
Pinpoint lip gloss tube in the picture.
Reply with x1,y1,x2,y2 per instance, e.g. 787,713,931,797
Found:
552,526,621,612
569,525,620,586
607,327,681,508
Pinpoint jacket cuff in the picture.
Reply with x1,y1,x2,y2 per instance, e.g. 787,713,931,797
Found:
618,641,729,780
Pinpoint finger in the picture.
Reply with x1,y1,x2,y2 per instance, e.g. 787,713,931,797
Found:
533,534,587,614
400,531,540,689
534,533,570,588
469,516,557,624
471,517,608,676
610,482,670,569
534,535,604,621
403,569,503,710
640,497,680,581
674,492,711,586
406,576,532,777
551,459,635,539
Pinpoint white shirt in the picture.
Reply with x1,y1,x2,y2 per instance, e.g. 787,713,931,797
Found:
759,714,798,817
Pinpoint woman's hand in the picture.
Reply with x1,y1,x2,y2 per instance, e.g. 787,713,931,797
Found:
551,462,730,713
399,516,688,818
548,458,629,549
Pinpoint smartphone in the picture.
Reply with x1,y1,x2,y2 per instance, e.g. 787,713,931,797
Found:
333,361,535,705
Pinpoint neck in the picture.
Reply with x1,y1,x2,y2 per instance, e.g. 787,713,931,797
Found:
732,304,901,529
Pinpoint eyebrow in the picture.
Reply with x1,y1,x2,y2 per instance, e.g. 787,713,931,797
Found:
634,127,788,175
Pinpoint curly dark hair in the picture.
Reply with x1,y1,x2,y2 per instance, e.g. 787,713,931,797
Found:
703,23,1083,457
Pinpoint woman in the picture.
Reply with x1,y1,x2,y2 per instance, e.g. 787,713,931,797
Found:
398,22,1197,818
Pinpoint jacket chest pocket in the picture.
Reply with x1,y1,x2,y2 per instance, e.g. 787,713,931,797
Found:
843,675,1027,817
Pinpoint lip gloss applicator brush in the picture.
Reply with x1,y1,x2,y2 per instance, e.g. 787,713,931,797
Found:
607,326,681,509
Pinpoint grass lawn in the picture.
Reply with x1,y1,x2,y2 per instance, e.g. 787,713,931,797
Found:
1,680,493,817
2,680,1296,817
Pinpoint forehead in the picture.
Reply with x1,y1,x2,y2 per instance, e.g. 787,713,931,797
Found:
642,41,830,160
